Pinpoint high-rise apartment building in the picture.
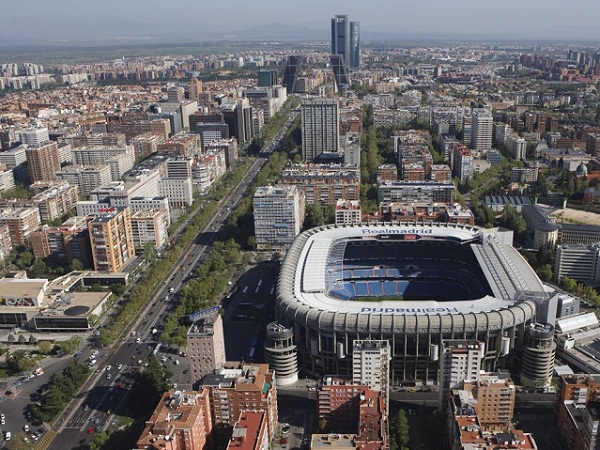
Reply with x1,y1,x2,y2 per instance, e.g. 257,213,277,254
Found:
26,141,61,182
471,108,493,152
130,209,169,252
440,340,482,408
352,340,390,408
301,98,340,161
88,207,135,273
187,307,226,383
452,144,474,182
253,185,305,251
506,133,526,160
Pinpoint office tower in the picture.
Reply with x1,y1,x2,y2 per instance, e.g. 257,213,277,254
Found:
520,323,556,388
555,243,600,285
257,70,278,87
440,340,482,408
352,340,390,408
331,15,350,67
26,141,61,182
187,307,226,382
221,99,253,143
253,185,305,251
88,207,135,273
349,21,360,68
471,108,493,152
301,97,340,161
264,322,298,386
330,55,350,92
282,55,304,94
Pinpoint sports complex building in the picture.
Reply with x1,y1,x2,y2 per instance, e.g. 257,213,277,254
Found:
276,223,550,386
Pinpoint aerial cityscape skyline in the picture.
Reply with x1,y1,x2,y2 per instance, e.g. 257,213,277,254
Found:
2,0,600,46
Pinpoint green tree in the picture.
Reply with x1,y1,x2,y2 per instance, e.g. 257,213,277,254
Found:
38,341,53,354
7,350,36,372
18,334,27,344
70,258,84,271
30,258,47,277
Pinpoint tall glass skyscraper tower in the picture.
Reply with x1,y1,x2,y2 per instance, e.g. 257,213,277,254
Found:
331,15,350,66
349,21,360,68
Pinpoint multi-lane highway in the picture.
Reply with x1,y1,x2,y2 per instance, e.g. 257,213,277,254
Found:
46,111,298,450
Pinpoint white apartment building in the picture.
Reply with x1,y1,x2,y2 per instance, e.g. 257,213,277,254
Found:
56,165,112,196
335,199,361,225
130,209,169,251
129,196,171,225
253,185,305,251
506,133,526,160
352,339,390,406
158,178,193,209
90,169,161,208
20,127,49,146
470,109,493,153
440,340,482,409
71,145,134,166
106,151,136,181
193,150,226,192
0,169,15,192
0,145,27,168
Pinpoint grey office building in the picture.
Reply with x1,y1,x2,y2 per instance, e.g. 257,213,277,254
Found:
301,98,340,162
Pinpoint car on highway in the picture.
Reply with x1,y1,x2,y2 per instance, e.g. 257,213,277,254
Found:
117,364,123,370
106,365,112,371
4,431,11,441
87,427,95,434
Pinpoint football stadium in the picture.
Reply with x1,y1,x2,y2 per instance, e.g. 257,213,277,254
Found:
276,223,549,386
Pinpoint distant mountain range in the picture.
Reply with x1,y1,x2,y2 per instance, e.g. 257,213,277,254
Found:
0,18,596,53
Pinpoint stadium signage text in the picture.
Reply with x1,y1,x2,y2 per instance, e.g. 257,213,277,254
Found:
361,307,459,314
362,228,433,235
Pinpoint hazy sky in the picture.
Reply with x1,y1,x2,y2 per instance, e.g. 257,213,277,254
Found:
2,0,600,44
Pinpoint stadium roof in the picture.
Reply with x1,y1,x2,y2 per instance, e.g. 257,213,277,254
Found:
291,223,546,316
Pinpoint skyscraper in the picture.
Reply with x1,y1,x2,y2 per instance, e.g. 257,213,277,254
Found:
349,21,361,68
331,15,350,66
282,55,304,95
301,97,340,161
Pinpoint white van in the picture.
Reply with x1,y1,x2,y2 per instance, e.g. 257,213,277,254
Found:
4,431,11,441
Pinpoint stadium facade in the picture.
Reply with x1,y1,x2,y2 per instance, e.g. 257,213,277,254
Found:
276,223,549,386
